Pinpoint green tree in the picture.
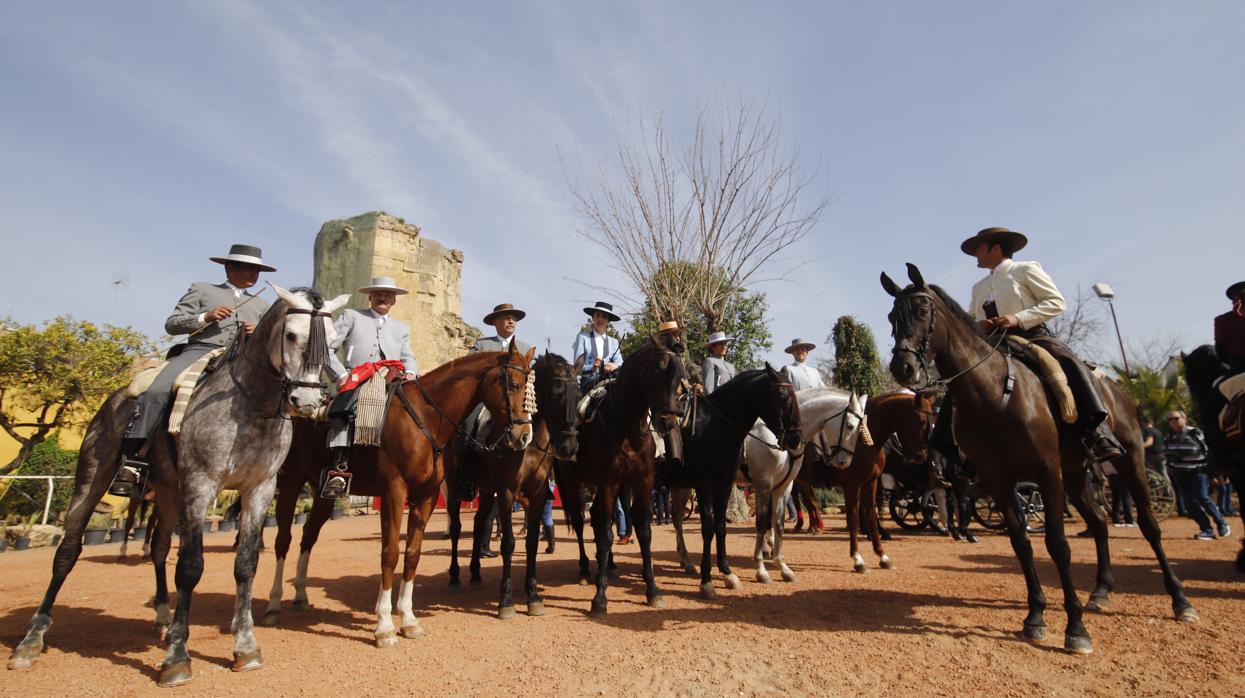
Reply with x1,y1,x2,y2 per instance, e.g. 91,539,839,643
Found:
1111,360,1191,425
826,316,885,396
0,316,152,474
621,279,772,371
0,432,77,522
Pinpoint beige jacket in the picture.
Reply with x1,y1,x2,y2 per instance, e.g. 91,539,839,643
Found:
969,258,1066,330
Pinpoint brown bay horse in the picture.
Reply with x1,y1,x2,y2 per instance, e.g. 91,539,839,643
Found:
444,352,582,618
554,334,687,616
882,263,1195,654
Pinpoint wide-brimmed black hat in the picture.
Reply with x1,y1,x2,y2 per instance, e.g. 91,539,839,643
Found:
483,303,526,324
959,227,1029,256
210,243,276,272
583,301,620,322
1228,281,1245,300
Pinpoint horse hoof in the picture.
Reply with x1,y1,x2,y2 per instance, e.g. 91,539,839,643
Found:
1086,595,1109,612
966,535,979,544
158,660,193,687
648,595,665,609
756,573,772,585
291,599,310,611
498,606,517,621
853,563,868,574
375,631,399,648
7,641,42,671
577,576,591,586
780,569,797,583
682,565,698,576
725,574,742,590
1175,606,1199,623
232,649,263,672
879,556,893,570
1064,635,1093,655
528,601,547,617
258,610,280,627
1022,624,1047,643
698,583,716,601
400,624,425,639
588,603,607,619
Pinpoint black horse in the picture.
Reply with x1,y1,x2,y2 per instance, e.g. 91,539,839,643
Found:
1183,344,1245,570
665,366,802,597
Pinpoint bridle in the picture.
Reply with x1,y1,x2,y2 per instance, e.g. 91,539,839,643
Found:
890,290,1007,392
395,357,534,458
544,370,581,442
231,306,333,420
809,399,869,464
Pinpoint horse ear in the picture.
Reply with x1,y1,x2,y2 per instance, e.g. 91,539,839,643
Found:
905,263,927,289
323,293,351,314
524,345,537,365
272,284,309,309
573,354,587,373
880,272,902,298
765,361,776,377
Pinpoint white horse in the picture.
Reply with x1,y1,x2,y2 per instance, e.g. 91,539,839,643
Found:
673,388,867,586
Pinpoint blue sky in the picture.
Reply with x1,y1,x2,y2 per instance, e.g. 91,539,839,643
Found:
1,2,1241,369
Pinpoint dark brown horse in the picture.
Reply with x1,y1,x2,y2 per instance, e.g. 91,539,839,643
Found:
554,334,687,616
801,390,936,573
882,263,1195,653
444,352,583,618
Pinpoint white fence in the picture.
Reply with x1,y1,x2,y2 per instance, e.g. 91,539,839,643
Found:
0,475,76,525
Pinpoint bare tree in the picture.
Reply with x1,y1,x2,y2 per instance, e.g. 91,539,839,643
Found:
565,97,828,330
1048,285,1107,361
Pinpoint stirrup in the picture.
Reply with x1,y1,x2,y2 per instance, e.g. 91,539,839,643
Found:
319,468,352,500
109,456,148,497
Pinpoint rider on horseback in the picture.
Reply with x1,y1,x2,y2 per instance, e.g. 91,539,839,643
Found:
573,301,623,391
962,226,1124,462
111,244,274,497
1215,280,1245,375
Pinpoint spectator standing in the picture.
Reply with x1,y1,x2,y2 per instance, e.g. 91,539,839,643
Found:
1165,411,1231,540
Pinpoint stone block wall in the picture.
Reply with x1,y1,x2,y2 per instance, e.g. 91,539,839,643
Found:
313,211,475,370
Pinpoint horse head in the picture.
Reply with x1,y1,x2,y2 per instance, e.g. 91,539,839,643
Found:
1182,345,1228,397
762,362,803,451
535,352,582,460
881,263,944,388
639,332,688,434
268,286,350,416
482,342,536,451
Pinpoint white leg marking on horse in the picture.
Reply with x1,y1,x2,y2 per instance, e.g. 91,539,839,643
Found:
374,584,396,645
294,551,310,604
880,553,893,569
265,556,285,615
853,552,867,573
396,579,419,630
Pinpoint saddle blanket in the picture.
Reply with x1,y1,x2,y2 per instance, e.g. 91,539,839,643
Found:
124,348,226,435
1215,373,1245,444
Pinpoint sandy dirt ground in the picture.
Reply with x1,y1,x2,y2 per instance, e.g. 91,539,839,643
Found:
1,509,1242,697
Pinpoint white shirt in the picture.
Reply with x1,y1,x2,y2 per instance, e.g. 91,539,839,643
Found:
368,308,388,326
787,362,825,391
969,258,1066,330
497,334,514,351
593,332,606,361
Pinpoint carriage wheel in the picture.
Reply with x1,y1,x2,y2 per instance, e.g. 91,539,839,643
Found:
1016,482,1046,534
1146,469,1176,522
970,489,1006,531
889,489,930,531
682,491,698,521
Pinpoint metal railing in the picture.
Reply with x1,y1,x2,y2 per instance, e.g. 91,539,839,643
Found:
0,475,76,525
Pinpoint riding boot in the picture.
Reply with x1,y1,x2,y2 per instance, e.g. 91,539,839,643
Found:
319,447,351,500
663,431,684,469
109,438,149,497
543,523,556,554
1032,335,1126,462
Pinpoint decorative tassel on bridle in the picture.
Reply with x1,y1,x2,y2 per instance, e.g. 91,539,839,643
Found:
524,372,539,415
859,414,874,447
302,308,330,372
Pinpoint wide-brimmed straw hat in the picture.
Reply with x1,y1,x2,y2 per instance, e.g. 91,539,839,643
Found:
209,243,276,272
1226,281,1245,300
483,303,526,324
704,331,732,348
656,320,681,335
783,338,816,354
959,227,1029,256
583,301,621,322
357,276,409,295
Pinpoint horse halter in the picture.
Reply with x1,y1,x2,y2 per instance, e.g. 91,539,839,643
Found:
543,371,580,440
232,306,334,420
813,400,868,463
890,290,1006,392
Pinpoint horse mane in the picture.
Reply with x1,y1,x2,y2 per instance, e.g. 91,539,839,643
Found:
291,286,325,310
928,284,979,331
1183,344,1228,397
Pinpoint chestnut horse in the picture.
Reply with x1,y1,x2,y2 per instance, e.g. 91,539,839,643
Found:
444,352,583,618
554,334,687,616
882,263,1195,653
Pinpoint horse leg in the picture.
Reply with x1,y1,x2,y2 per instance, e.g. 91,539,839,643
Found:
754,482,773,583
149,484,178,636
1035,473,1091,654
261,471,303,626
396,493,436,639
374,486,406,648
1118,455,1197,621
632,478,664,608
845,480,867,573
956,477,978,543
141,500,154,557
713,484,741,590
863,477,892,569
447,491,463,586
496,490,518,619
229,483,273,672
672,487,696,574
695,483,717,599
469,493,493,585
524,485,548,616
159,479,215,687
1063,461,1114,611
991,480,1049,646
588,487,615,617
289,496,332,612
8,445,117,671
557,474,592,585
773,481,797,582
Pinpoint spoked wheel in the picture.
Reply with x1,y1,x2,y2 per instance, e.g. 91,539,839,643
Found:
970,489,1006,531
889,489,931,531
1147,469,1176,522
1015,482,1046,534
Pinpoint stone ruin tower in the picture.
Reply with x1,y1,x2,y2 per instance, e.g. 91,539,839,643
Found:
313,211,475,370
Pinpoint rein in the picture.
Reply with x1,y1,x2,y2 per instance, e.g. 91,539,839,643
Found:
394,359,534,459
891,290,1008,392
229,306,333,420
807,400,869,463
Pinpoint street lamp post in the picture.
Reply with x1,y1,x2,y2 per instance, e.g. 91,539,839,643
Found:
1092,282,1130,376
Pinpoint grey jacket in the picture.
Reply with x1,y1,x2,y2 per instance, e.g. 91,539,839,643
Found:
472,335,532,355
327,308,418,379
701,356,737,394
164,282,270,348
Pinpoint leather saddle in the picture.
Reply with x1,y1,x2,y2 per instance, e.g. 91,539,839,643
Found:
1215,373,1245,445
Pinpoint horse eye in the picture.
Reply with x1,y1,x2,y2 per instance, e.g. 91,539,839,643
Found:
285,332,297,342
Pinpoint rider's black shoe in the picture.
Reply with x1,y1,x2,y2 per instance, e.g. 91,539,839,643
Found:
320,472,349,500
1088,432,1125,462
109,438,148,497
